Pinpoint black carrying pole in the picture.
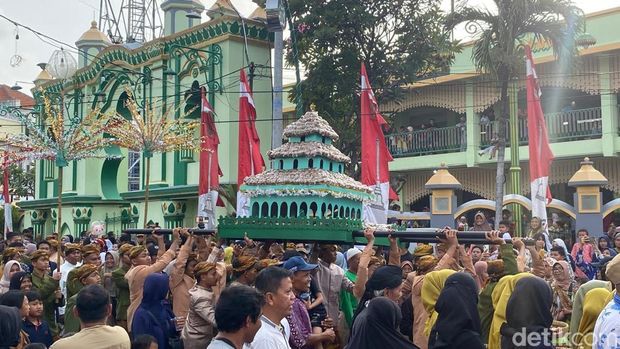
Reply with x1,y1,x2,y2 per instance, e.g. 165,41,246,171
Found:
352,229,508,244
123,228,216,236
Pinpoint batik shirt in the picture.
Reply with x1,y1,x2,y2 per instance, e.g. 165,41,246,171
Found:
593,293,620,349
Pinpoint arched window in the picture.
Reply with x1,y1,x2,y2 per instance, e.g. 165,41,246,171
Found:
310,202,318,217
293,159,299,169
271,202,278,217
308,159,314,168
290,202,298,217
252,202,259,217
279,160,284,169
300,202,308,217
356,209,361,219
329,162,333,171
321,203,326,217
339,164,342,173
326,204,333,218
339,206,345,218
334,205,339,218
280,202,288,218
320,159,324,169
261,202,269,217
345,207,350,218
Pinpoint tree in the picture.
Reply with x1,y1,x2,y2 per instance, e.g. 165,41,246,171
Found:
8,165,35,199
445,0,583,227
263,0,455,177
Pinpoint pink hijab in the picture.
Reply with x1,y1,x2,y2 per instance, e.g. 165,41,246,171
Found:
552,260,572,290
474,261,488,289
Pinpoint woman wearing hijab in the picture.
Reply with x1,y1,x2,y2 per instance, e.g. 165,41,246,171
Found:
429,273,484,349
411,255,439,349
469,212,492,231
527,217,544,237
346,297,418,349
131,273,179,349
0,304,22,349
421,269,455,338
552,238,577,272
575,288,612,348
9,272,32,291
569,279,613,337
550,260,575,321
352,265,403,324
597,236,616,258
103,250,119,323
489,273,534,349
474,261,488,291
500,276,553,349
0,261,23,294
0,290,31,348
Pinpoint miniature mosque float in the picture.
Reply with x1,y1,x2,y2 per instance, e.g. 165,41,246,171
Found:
218,111,374,242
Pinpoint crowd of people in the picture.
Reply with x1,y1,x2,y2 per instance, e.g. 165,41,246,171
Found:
0,219,620,349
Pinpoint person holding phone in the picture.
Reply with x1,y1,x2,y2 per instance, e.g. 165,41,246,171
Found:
571,229,596,281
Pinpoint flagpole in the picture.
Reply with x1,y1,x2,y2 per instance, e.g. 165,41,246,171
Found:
375,138,380,186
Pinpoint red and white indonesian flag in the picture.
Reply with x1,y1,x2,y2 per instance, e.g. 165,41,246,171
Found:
198,87,223,228
360,63,398,224
525,45,554,240
237,69,265,217
3,152,12,237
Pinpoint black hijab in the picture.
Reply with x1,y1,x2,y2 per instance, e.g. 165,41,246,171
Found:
352,265,403,323
0,304,21,348
346,297,418,349
429,273,484,349
9,272,29,290
500,276,553,349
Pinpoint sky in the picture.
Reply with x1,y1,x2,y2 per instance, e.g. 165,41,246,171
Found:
1,0,620,95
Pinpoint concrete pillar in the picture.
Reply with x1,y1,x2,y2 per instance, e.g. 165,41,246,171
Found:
568,157,608,237
425,163,461,228
465,82,479,167
599,55,618,157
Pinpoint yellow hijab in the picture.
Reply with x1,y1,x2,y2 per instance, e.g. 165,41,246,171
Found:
576,288,612,348
421,269,456,337
489,273,534,349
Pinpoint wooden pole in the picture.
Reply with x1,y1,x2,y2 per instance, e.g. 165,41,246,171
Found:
56,166,63,271
143,156,151,228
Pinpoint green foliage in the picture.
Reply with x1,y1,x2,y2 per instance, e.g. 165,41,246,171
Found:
445,0,584,79
8,165,35,199
265,0,456,176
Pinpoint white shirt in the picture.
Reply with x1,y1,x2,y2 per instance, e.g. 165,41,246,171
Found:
593,294,620,349
248,316,291,349
59,260,81,315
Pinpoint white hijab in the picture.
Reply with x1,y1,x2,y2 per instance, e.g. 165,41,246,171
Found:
0,260,23,294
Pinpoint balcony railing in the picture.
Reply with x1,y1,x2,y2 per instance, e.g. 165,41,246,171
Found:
387,126,465,157
481,107,602,146
388,107,604,157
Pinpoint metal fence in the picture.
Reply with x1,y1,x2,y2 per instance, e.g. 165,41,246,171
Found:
386,125,465,157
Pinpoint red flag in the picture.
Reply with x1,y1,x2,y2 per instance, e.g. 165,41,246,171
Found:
237,69,265,216
360,63,398,223
3,152,12,236
197,88,223,225
525,45,554,229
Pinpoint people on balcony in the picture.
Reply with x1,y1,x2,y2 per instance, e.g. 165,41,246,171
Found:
456,117,466,152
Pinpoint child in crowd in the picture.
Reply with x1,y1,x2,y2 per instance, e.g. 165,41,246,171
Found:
22,290,53,347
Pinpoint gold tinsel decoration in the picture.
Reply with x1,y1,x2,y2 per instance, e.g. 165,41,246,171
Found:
107,90,200,157
2,91,118,167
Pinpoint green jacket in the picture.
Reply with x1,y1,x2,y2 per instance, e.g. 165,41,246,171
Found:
111,265,130,321
31,271,62,337
63,294,80,334
478,243,518,343
65,268,83,300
